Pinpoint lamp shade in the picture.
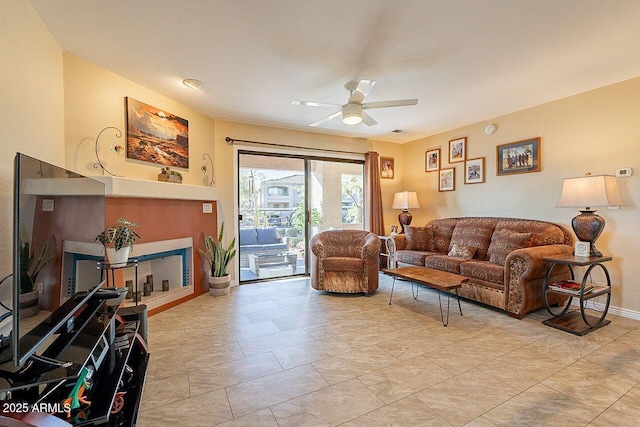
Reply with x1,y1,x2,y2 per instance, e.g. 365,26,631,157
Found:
392,191,420,210
556,175,622,209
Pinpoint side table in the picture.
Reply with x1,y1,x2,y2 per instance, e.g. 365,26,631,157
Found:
98,258,139,306
542,254,612,336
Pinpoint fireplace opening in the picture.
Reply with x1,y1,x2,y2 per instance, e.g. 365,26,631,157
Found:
62,237,193,311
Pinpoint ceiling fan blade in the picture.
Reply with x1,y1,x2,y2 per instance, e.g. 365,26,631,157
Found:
359,79,376,97
292,100,341,108
362,98,418,109
348,79,376,104
309,110,341,127
362,111,377,126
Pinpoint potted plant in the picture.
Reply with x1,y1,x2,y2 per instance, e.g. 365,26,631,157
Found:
158,166,183,183
199,222,236,296
19,238,54,318
96,217,141,266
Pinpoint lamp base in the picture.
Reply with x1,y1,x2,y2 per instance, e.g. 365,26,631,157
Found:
398,210,412,234
571,210,604,257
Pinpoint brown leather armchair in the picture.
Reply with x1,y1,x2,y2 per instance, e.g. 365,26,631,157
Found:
310,230,381,294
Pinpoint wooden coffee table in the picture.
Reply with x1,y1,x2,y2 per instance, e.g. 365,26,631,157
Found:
383,267,468,326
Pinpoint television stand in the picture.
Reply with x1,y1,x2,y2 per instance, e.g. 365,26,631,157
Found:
0,300,149,426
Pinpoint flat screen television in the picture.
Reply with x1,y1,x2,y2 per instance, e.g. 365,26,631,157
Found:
0,153,106,367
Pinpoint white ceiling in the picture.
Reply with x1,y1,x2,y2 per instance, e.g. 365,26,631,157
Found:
29,0,640,143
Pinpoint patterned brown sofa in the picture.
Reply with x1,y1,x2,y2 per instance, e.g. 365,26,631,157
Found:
310,230,381,294
389,217,573,318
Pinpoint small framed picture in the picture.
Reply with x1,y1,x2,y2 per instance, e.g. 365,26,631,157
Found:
380,157,394,179
574,241,590,257
464,157,485,184
496,137,541,176
448,137,466,163
439,168,455,191
425,148,440,172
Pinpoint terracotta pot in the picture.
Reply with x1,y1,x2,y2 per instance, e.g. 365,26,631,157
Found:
19,290,39,319
106,247,130,267
208,275,230,296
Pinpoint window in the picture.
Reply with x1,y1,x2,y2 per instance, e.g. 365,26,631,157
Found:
267,186,289,196
341,174,363,224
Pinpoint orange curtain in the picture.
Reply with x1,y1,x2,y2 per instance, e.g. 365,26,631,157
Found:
365,151,385,235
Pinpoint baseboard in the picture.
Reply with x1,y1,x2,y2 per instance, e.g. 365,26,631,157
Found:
607,305,640,321
571,300,640,321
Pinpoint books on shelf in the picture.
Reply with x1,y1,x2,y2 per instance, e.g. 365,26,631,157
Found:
548,280,593,295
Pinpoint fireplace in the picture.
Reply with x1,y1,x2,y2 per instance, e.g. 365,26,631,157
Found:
61,238,194,311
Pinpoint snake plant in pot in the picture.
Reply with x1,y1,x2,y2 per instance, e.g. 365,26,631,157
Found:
19,237,54,318
199,222,236,296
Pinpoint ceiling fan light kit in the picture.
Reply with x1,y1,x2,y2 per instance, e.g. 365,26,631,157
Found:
342,103,363,125
292,79,418,127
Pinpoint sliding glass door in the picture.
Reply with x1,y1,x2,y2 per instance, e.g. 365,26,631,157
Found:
238,152,364,283
307,159,364,240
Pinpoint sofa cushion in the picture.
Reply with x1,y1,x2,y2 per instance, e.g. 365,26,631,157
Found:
239,228,258,245
256,227,280,244
395,250,436,266
428,218,459,253
494,220,567,246
424,255,466,274
488,229,533,265
405,225,435,251
449,218,498,260
323,257,364,272
448,243,477,259
460,260,504,285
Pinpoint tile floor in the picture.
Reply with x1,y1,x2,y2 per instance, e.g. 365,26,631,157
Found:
137,274,640,426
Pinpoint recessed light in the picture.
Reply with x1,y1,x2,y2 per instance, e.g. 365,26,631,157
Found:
183,79,203,90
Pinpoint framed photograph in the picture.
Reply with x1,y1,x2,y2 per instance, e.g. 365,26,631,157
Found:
464,157,485,184
439,168,455,191
425,148,440,172
126,97,189,168
448,137,466,163
380,157,394,179
496,137,541,176
575,241,591,257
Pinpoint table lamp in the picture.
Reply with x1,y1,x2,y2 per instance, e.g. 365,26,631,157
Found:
556,174,621,257
392,190,420,233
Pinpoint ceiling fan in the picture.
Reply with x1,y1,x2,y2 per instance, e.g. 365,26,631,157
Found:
292,80,418,127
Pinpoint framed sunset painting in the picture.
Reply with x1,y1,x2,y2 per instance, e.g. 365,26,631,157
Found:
126,97,189,168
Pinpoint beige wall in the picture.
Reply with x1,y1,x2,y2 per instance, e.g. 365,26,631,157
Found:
63,54,215,185
0,0,65,282
368,138,411,233
398,78,640,314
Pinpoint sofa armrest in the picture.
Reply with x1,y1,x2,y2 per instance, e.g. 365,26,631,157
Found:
504,244,573,317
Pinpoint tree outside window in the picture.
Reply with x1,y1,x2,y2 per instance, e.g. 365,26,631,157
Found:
342,174,363,224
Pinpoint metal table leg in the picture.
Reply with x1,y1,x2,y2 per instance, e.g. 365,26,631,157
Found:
437,289,463,327
388,277,397,305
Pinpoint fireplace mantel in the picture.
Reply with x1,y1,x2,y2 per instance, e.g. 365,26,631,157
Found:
91,176,218,200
